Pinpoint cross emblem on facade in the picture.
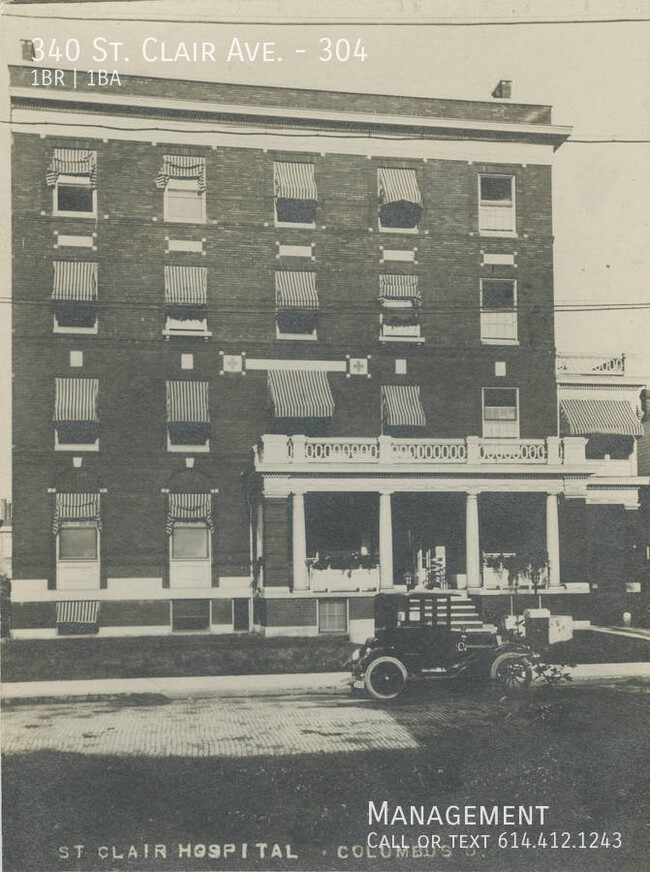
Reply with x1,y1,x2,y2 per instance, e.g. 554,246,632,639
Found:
349,358,368,376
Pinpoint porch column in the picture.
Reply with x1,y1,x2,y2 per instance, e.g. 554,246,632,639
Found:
546,492,561,587
292,491,308,591
379,490,394,589
466,490,481,587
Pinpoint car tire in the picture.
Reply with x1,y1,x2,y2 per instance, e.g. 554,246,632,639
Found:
490,654,533,694
364,656,408,700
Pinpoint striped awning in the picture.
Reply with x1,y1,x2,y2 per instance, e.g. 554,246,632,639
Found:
166,381,210,423
166,492,214,534
274,162,317,200
382,385,426,428
155,155,206,191
378,168,422,205
53,492,101,534
275,271,319,310
54,378,98,422
267,370,334,419
56,600,100,623
164,266,207,306
46,149,97,187
560,399,642,436
52,261,98,302
378,274,421,304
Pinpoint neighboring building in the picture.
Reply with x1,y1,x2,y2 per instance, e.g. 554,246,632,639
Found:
9,65,648,640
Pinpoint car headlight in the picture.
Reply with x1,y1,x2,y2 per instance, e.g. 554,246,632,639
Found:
351,648,361,662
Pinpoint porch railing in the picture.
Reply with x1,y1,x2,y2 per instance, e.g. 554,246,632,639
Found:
256,435,570,468
556,352,625,375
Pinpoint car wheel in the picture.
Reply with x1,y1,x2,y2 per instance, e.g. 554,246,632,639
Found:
491,654,533,694
364,656,408,700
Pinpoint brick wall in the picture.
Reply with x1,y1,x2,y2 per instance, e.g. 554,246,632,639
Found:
12,116,557,586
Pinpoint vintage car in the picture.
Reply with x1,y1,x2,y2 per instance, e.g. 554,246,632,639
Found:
350,592,537,700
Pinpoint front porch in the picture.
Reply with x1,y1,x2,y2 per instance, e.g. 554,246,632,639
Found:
252,485,567,596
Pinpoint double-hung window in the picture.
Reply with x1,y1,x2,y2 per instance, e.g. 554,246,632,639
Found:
378,274,422,341
480,279,517,344
381,384,427,438
478,174,516,235
52,261,98,333
378,168,422,231
163,266,209,337
275,271,319,340
156,155,206,223
53,492,102,591
54,377,99,450
274,162,317,227
166,380,210,451
47,149,97,217
482,388,519,438
167,493,214,590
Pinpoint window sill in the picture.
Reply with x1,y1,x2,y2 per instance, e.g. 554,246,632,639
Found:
52,211,97,220
54,442,99,452
163,217,207,225
276,331,317,341
162,329,212,339
275,220,316,230
481,337,519,346
478,230,518,238
168,443,210,453
378,334,425,344
54,323,98,335
378,225,420,235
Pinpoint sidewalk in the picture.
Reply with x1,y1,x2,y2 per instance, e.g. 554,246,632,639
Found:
2,662,649,702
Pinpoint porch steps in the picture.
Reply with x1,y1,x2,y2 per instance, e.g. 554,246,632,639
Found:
428,596,487,632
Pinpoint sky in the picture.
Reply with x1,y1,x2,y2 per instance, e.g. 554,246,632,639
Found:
0,0,649,496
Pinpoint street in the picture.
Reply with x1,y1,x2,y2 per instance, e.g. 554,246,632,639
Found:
3,683,649,871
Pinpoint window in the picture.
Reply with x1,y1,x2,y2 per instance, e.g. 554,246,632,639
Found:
478,174,516,235
480,279,518,343
156,155,206,224
54,377,99,450
482,387,519,438
52,261,98,334
166,381,210,451
274,162,317,226
319,599,348,634
56,600,100,636
58,522,98,561
378,274,422,342
171,524,210,560
275,271,319,340
163,266,209,337
378,168,422,231
267,369,334,436
164,179,205,223
47,150,97,218
381,384,427,437
172,599,210,632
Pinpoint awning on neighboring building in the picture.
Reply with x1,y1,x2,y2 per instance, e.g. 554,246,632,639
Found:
164,266,207,306
382,385,426,428
274,162,317,200
52,261,98,302
377,167,422,205
46,149,97,187
267,370,335,418
155,155,206,191
275,271,319,310
378,274,421,305
52,492,101,534
559,398,643,436
166,381,210,423
56,600,100,623
166,492,214,534
54,378,98,422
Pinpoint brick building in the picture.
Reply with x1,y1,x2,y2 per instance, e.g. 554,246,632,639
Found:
9,66,648,640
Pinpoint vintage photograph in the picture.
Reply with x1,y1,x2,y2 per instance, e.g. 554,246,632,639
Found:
1,1,649,870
